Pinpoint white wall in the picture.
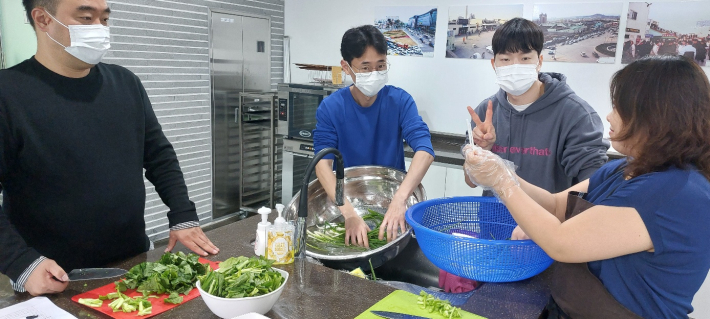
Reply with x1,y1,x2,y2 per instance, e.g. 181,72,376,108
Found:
285,0,710,316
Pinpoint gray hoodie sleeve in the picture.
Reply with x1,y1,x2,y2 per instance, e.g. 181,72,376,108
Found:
561,112,610,182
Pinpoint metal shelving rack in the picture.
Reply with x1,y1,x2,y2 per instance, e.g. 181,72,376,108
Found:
237,92,282,212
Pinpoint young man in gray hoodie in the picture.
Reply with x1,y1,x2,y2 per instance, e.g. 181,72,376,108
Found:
465,18,609,195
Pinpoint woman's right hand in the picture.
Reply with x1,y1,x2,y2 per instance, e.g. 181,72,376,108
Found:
344,215,371,248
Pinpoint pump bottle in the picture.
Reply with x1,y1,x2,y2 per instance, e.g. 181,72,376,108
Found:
267,204,294,264
254,206,271,256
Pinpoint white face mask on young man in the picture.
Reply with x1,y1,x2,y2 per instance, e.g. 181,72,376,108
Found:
348,64,388,97
44,10,111,65
494,62,540,96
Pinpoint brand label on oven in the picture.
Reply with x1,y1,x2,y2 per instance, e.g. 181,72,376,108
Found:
299,130,312,138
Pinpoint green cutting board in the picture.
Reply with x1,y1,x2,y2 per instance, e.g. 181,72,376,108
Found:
355,290,487,319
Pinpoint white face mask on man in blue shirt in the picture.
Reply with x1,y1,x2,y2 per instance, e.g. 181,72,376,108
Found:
347,62,389,97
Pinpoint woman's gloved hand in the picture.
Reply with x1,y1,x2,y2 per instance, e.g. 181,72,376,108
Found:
462,144,520,199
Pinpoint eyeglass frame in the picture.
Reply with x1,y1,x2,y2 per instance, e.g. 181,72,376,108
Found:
347,61,391,77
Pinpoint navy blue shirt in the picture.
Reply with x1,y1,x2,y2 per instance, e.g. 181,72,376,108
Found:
313,85,434,170
586,159,710,318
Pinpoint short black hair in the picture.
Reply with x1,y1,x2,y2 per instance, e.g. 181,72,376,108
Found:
340,25,388,64
23,0,59,28
491,18,544,56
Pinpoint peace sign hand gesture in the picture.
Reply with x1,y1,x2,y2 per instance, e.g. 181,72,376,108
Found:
467,100,496,151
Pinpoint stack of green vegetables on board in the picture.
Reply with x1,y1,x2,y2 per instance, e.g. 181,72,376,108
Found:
77,285,157,316
417,291,462,319
307,209,389,250
197,256,285,298
121,251,208,297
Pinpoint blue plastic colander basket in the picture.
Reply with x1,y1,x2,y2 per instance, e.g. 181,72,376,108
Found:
405,196,554,282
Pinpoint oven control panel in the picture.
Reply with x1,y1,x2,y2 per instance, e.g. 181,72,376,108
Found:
278,98,287,121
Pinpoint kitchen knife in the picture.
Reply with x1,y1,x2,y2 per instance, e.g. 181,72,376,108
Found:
67,268,127,281
370,310,431,319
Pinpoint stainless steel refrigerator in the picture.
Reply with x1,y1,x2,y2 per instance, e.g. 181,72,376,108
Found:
209,10,271,219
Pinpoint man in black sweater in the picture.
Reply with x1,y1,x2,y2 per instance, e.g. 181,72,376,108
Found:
0,0,219,296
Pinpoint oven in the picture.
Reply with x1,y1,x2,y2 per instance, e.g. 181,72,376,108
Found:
278,83,343,205
277,83,329,140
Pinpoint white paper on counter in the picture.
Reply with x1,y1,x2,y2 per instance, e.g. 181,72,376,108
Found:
0,297,76,319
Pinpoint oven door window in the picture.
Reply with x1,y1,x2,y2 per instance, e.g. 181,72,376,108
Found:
289,93,323,139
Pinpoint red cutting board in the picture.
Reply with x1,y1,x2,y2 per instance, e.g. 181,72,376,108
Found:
71,258,220,318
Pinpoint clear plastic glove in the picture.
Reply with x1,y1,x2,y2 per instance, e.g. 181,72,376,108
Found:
462,144,520,199
344,215,371,248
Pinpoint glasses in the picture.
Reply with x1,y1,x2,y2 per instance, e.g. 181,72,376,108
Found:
349,61,391,76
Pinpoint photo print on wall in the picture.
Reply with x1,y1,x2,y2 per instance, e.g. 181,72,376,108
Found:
533,2,623,63
374,6,438,57
445,4,524,60
623,2,710,67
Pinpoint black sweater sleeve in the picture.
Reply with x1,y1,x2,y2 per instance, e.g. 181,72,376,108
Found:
138,78,199,227
0,103,42,281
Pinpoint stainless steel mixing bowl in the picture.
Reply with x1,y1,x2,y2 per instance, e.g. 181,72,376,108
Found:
283,165,426,271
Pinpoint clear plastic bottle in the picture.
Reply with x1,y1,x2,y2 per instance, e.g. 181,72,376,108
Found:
267,204,294,264
254,206,271,257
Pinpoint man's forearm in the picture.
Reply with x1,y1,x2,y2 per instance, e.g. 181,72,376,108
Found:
518,178,590,222
393,151,434,203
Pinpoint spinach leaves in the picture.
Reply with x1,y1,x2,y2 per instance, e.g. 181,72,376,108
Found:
197,256,285,298
120,252,208,298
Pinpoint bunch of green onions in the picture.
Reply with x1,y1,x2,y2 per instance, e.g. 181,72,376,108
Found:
306,209,389,250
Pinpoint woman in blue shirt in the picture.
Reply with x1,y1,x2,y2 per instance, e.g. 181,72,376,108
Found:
463,55,710,318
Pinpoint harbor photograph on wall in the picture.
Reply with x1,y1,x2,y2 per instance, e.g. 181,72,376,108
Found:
374,6,438,57
445,5,524,59
623,2,709,66
533,2,623,63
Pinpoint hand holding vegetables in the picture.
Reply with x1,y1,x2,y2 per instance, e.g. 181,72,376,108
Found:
462,144,520,199
308,210,389,251
345,214,371,248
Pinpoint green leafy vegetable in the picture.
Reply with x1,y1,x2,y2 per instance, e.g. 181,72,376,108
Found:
163,292,183,305
368,258,377,281
307,209,390,250
78,298,103,308
104,287,155,316
417,291,462,319
120,251,208,300
197,256,285,299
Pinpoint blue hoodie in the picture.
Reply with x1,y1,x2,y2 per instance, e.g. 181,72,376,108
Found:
468,72,610,193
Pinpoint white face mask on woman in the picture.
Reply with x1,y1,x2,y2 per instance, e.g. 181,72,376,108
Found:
494,63,539,96
348,64,388,97
44,10,111,65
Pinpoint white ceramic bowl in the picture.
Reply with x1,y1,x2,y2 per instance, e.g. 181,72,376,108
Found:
196,268,289,318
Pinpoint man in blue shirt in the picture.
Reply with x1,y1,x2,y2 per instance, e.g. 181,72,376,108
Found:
313,25,435,247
